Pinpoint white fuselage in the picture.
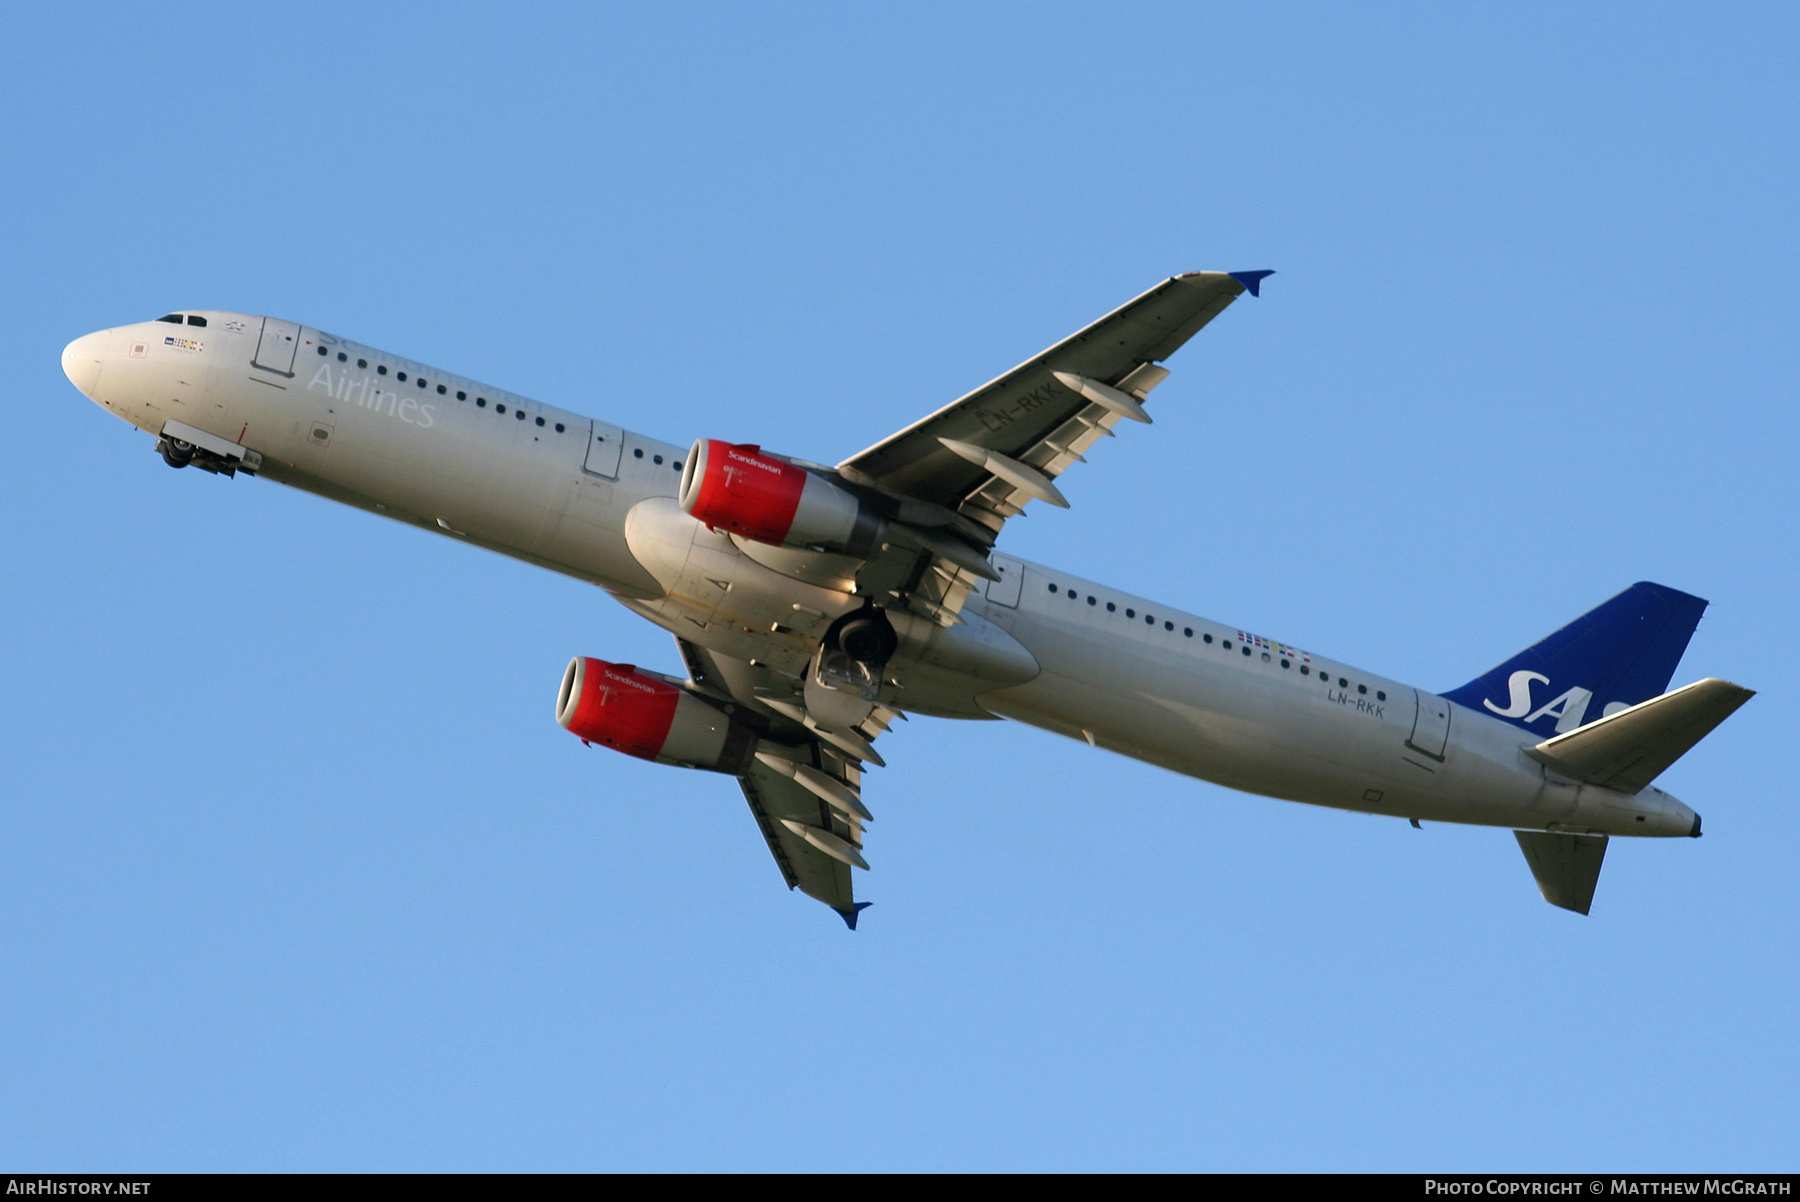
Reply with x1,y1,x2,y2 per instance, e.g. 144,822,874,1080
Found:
62,312,1698,839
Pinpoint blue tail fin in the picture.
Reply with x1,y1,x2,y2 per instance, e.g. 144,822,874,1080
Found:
1443,582,1707,737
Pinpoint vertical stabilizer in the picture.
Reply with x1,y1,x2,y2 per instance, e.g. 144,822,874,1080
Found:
1444,583,1707,738
1514,831,1609,915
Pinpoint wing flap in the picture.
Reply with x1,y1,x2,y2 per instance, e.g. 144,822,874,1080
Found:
1526,677,1753,793
740,754,859,913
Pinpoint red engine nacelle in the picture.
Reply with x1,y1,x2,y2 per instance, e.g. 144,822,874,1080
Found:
677,439,878,553
555,657,753,772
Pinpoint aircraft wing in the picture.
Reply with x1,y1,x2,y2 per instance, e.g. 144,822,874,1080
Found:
678,637,900,928
739,756,866,925
838,270,1270,539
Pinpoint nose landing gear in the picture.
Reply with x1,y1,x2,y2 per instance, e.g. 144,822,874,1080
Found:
152,420,263,478
158,436,195,469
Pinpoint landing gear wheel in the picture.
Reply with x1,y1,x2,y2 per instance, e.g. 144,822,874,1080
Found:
159,438,194,469
834,609,899,665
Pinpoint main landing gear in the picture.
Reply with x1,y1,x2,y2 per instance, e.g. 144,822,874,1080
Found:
831,607,899,666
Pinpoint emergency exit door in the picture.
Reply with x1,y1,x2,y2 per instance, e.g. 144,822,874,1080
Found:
985,553,1024,607
582,420,624,477
1407,689,1451,761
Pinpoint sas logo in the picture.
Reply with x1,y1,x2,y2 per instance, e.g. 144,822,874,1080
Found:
1485,670,1629,733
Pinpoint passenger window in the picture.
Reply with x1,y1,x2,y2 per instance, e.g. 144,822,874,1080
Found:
653,454,664,464
187,315,207,327
477,397,487,407
1222,640,1231,650
1145,615,1154,625
456,391,467,400
397,372,407,382
1086,596,1096,605
1125,608,1135,618
1106,602,1116,612
1262,652,1272,662
673,460,682,470
358,359,368,368
634,449,644,458
1242,647,1252,656
1338,677,1348,687
1358,685,1367,694
377,365,388,375
437,384,447,394
1164,621,1174,631
317,346,328,356
1377,691,1386,701
418,378,428,388
1280,659,1290,668
1301,666,1310,675
536,416,545,427
337,352,347,362
156,314,182,323
554,423,565,433
497,403,507,414
515,410,525,420
1184,628,1193,637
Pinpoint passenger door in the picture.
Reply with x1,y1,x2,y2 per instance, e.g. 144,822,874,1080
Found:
252,317,301,376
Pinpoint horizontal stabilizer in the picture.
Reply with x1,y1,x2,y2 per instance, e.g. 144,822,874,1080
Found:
1526,678,1753,794
1515,831,1608,914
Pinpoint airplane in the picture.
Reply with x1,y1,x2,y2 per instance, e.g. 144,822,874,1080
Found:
59,272,1752,927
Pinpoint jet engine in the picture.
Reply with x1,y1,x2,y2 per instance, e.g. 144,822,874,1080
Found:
678,440,882,555
555,657,755,773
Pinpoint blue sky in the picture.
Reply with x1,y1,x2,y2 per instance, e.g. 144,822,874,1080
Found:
3,3,1795,1171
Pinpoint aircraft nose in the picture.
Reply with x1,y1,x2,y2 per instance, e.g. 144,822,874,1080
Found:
61,330,109,397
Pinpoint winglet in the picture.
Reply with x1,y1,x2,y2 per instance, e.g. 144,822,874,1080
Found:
1228,270,1275,297
837,901,874,931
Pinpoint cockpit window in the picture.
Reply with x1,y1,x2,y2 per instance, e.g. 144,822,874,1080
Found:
156,314,183,324
186,315,207,327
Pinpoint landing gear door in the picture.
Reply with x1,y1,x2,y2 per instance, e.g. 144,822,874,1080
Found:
985,553,1024,607
1407,689,1451,761
583,420,624,478
252,317,301,376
